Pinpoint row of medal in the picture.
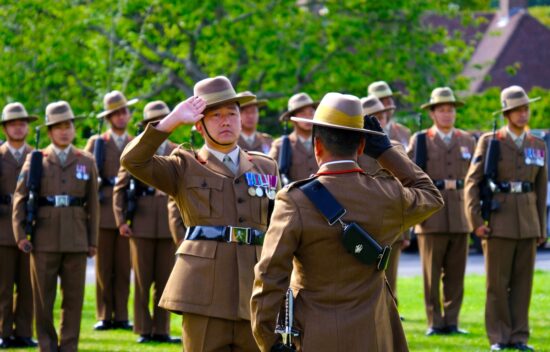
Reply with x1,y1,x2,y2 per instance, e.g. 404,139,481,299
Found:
75,164,90,180
245,173,278,200
524,148,545,167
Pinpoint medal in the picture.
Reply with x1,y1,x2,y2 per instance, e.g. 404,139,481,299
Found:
267,174,278,199
245,173,256,197
524,148,533,165
76,164,83,180
254,174,264,197
460,146,471,160
267,189,276,200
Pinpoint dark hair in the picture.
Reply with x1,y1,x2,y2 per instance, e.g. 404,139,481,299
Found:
313,125,364,157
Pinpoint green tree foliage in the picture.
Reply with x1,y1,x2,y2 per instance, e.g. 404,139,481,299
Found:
0,0,540,147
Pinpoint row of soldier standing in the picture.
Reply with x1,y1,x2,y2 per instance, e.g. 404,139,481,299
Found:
0,75,546,352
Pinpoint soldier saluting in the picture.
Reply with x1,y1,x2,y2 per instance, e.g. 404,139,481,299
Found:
465,86,547,352
0,103,37,349
120,76,280,351
251,93,443,352
12,101,99,352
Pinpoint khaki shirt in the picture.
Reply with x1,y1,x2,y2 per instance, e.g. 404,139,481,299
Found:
12,145,99,252
167,197,185,245
251,147,443,351
120,124,280,320
0,143,32,246
112,142,176,239
84,131,132,229
238,132,273,154
269,131,318,182
465,127,547,239
407,127,476,234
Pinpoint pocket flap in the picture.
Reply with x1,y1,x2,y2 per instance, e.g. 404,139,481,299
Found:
186,176,224,191
176,240,217,258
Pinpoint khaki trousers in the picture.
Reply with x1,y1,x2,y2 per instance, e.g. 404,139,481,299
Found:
417,233,468,328
95,228,131,321
482,237,536,345
182,314,259,352
385,240,402,301
0,246,33,338
130,237,175,335
30,252,87,352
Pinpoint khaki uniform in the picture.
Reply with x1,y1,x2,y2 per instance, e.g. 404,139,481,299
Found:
465,127,547,345
167,197,185,245
0,143,33,340
238,132,273,154
120,124,280,352
85,131,132,322
112,141,177,336
12,145,99,352
269,131,318,182
387,122,411,148
407,127,476,329
251,148,444,352
358,142,409,300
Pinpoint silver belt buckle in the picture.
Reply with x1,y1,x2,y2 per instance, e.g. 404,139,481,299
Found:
228,226,250,244
511,181,522,193
54,195,70,207
444,179,457,190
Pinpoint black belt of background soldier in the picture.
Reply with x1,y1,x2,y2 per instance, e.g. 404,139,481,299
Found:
100,176,156,196
37,195,86,207
490,181,534,193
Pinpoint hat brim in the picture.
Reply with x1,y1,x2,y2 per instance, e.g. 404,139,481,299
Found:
290,116,385,136
97,98,139,118
279,102,320,122
420,100,465,110
241,99,268,108
492,97,541,115
44,116,85,127
365,105,394,115
1,115,39,124
139,114,168,126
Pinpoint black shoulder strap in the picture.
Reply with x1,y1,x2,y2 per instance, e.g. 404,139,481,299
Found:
414,132,428,171
299,179,346,225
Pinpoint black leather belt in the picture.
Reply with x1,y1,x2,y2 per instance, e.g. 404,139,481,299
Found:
185,226,265,245
491,181,534,193
38,195,86,207
0,194,12,205
432,179,464,190
100,177,117,187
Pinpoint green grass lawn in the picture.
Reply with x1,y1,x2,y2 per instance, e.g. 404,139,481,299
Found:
8,271,550,351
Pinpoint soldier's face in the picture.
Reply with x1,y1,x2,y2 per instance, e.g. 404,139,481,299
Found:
373,111,388,129
48,121,75,148
293,106,315,132
2,120,29,142
380,97,395,118
505,105,530,129
240,105,259,130
199,103,241,145
107,107,131,130
430,104,456,130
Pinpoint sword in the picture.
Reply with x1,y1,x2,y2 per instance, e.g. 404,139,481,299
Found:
275,288,300,350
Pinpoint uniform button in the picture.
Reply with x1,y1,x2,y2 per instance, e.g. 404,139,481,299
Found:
448,175,452,178
234,179,240,184
447,162,451,166
237,198,244,204
238,217,244,223
61,179,66,184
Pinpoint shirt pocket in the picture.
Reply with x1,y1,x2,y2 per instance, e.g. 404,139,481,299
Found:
185,176,224,219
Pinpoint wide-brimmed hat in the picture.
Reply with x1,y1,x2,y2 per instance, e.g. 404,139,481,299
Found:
493,85,540,115
291,93,384,135
360,95,393,116
141,100,171,125
1,102,38,124
45,101,82,126
237,91,267,108
368,81,400,100
279,92,319,121
194,76,254,111
97,90,138,118
420,87,464,110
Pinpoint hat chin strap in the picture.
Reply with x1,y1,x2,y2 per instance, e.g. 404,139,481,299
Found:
200,120,234,147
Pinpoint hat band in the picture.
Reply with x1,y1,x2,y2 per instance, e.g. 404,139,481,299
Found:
145,109,170,120
314,105,364,129
3,112,28,120
105,100,129,112
48,113,74,121
199,89,237,105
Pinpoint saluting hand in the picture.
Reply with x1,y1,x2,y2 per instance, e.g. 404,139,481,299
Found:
156,96,206,133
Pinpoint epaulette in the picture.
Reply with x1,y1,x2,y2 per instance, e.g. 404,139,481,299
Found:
527,132,543,142
287,175,319,191
246,150,274,161
101,132,110,140
370,168,394,179
260,132,273,139
426,127,436,138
